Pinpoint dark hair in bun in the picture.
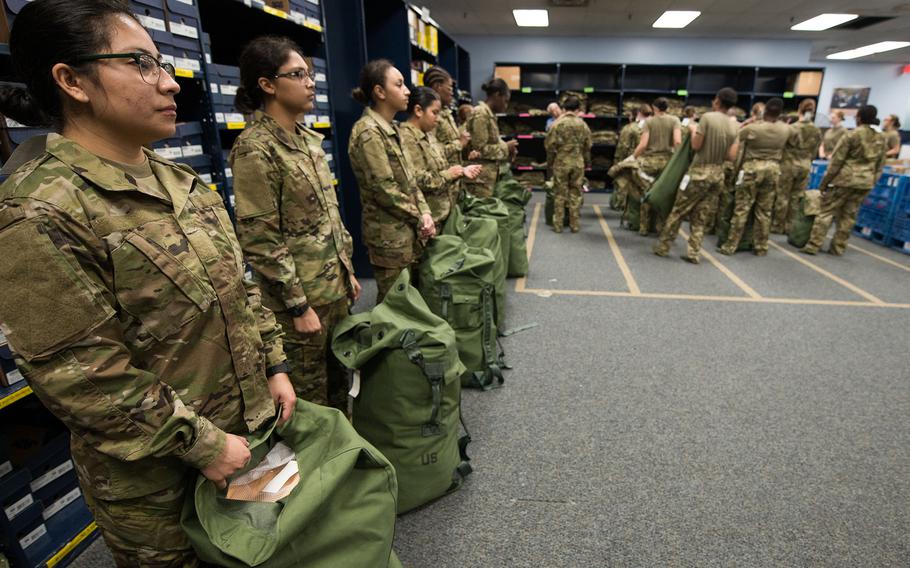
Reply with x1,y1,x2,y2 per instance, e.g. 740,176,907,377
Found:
352,59,394,106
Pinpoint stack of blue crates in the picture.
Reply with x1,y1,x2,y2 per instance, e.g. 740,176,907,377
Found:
853,170,910,252
808,160,827,190
885,174,910,254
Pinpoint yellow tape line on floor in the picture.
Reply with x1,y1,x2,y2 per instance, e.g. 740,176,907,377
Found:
767,241,885,305
592,205,641,295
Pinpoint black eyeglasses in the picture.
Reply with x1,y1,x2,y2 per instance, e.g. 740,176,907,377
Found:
73,52,176,85
273,69,316,83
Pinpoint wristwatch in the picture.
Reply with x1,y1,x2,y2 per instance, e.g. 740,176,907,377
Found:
289,303,310,317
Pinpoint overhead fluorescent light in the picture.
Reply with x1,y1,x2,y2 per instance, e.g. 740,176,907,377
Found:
827,41,910,60
791,13,858,31
513,9,549,27
652,10,700,29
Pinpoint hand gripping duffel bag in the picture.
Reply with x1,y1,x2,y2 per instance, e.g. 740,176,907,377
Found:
180,400,402,567
332,270,472,513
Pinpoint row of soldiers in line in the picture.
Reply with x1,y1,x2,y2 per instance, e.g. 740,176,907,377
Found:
597,92,891,261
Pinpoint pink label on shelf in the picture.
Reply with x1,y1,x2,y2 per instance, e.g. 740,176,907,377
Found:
517,166,534,171
518,113,531,117
517,135,533,139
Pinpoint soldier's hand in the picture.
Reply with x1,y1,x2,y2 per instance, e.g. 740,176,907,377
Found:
267,373,296,425
293,308,322,335
349,275,362,302
459,130,471,148
202,434,251,490
419,214,436,239
463,165,482,180
447,165,464,178
506,139,519,151
468,150,481,160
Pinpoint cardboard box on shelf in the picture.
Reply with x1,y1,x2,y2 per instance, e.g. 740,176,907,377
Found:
495,66,521,91
794,71,823,96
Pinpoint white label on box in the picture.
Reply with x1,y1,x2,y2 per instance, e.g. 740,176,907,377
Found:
307,0,319,4
325,153,333,163
175,57,201,72
0,461,11,478
224,168,233,179
169,21,198,39
306,16,320,26
20,524,47,549
904,241,910,251
160,53,176,66
210,83,219,94
290,10,304,24
30,460,74,492
215,113,226,123
225,113,244,123
861,227,872,236
42,487,81,521
182,144,203,157
316,94,328,104
175,0,193,4
199,173,213,184
205,53,212,64
135,14,167,32
5,368,24,385
315,72,326,84
5,118,25,128
318,115,330,124
220,84,238,96
229,194,236,208
154,147,183,160
5,494,34,520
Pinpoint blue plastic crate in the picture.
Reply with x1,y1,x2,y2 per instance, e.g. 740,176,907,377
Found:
808,160,827,190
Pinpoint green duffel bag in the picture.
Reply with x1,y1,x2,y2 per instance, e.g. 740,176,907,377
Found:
418,235,503,390
787,189,822,248
494,177,533,277
643,133,692,220
715,189,755,251
461,194,511,272
332,269,472,514
443,204,507,327
180,400,401,568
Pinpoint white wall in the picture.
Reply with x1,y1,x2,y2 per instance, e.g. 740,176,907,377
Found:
455,35,910,127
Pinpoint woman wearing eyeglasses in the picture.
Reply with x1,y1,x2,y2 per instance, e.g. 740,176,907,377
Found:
230,35,360,415
0,1,296,564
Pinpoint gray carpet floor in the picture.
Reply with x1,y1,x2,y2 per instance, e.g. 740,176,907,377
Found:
71,193,910,567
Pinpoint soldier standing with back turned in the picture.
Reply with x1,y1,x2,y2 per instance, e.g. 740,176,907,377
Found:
772,98,821,234
718,98,795,256
801,105,887,256
653,88,739,263
545,96,592,233
632,97,682,235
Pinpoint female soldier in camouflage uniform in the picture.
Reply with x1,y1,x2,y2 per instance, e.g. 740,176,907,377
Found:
0,1,295,564
400,87,482,229
423,66,476,171
348,59,435,302
229,36,360,413
463,78,518,197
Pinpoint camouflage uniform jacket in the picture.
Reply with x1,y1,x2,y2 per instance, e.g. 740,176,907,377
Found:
545,113,592,170
399,121,457,225
818,125,887,190
434,107,462,166
349,107,430,269
782,120,821,167
230,112,354,312
616,122,641,162
464,101,509,191
0,134,283,500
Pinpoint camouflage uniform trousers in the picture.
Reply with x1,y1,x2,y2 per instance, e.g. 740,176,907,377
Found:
771,161,810,234
638,155,669,235
718,160,780,255
802,185,870,255
373,265,406,304
706,163,736,235
277,297,352,414
552,163,585,232
610,175,629,211
653,166,724,261
83,484,200,567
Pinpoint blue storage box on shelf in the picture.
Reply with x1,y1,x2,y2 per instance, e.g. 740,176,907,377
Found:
0,500,56,567
314,88,331,113
0,468,33,524
131,0,168,34
164,0,200,41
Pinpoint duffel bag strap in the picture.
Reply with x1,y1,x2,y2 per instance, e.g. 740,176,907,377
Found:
439,283,451,320
473,285,505,390
400,330,446,437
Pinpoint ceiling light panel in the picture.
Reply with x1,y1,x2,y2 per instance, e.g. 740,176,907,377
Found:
791,13,859,31
652,10,701,29
513,9,549,27
826,41,910,60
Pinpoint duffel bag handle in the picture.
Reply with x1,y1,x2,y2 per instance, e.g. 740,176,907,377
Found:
399,330,446,437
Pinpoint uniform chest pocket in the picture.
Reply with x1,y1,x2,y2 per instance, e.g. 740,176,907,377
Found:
111,220,215,342
286,162,323,216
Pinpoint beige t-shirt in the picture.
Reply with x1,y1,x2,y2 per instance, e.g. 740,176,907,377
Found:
643,114,681,156
739,121,794,161
101,156,171,202
691,111,738,167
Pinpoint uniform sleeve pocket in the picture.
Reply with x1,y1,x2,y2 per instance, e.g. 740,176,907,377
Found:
0,218,114,361
112,230,214,342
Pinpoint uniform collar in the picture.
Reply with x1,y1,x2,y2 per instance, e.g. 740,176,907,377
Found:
400,120,429,141
253,110,323,152
45,133,197,215
365,107,398,137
